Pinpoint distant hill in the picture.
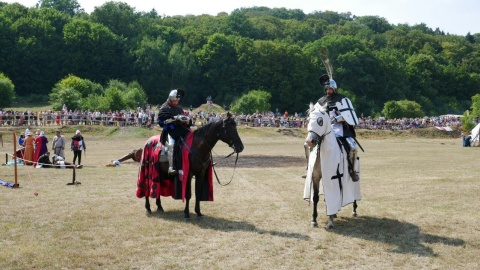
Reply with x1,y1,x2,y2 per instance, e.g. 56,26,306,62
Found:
192,103,227,115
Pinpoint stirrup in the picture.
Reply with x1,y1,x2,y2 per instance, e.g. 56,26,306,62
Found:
168,167,177,175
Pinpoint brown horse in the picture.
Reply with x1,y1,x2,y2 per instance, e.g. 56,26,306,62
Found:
138,112,244,219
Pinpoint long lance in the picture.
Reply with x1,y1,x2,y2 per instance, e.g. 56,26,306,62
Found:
354,137,365,152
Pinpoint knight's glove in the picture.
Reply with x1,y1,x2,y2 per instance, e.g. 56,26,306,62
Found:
331,115,344,124
174,115,191,124
165,118,175,124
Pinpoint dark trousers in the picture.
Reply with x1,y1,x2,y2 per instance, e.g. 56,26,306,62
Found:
73,150,82,165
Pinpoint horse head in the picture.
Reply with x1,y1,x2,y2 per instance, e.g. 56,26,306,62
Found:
219,112,244,153
307,106,332,138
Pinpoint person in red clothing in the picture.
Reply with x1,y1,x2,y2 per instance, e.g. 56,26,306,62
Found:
284,110,289,118
33,131,48,166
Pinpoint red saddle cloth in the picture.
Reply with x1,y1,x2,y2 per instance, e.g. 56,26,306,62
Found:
136,132,213,202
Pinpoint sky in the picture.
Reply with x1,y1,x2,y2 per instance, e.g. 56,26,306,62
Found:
3,0,479,35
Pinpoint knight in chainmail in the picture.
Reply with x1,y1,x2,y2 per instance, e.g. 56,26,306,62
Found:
157,89,191,175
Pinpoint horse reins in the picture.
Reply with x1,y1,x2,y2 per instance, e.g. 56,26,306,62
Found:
182,118,240,186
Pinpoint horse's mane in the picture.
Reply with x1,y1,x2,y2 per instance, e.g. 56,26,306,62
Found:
193,119,222,139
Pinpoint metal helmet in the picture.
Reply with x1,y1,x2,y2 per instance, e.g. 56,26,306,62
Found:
319,74,338,93
168,89,185,101
326,79,337,92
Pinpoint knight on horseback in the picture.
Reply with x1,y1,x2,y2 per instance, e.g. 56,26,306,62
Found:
158,89,191,175
305,75,360,182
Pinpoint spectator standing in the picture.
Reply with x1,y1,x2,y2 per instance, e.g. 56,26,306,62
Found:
71,130,86,165
52,130,66,158
23,131,35,165
33,131,48,166
18,132,25,148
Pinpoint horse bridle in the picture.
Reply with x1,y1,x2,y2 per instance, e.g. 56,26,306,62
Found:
313,130,330,154
219,118,242,153
184,118,241,186
212,118,242,186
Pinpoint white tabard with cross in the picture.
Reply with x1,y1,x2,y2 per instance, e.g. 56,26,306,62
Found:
304,106,360,216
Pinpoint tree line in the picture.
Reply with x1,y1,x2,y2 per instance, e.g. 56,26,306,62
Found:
1,0,479,118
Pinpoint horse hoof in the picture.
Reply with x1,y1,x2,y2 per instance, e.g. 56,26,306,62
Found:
311,222,318,228
146,210,152,215
352,212,358,217
157,208,164,213
332,214,337,218
325,223,334,229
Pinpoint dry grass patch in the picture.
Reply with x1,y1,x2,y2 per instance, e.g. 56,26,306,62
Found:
0,126,478,269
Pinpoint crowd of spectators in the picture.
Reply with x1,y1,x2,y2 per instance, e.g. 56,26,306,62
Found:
0,107,467,131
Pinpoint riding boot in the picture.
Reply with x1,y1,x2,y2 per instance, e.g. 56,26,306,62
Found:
348,156,359,182
344,138,359,182
167,147,176,175
348,165,359,182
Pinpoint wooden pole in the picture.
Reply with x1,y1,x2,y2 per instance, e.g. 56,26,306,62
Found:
13,132,19,188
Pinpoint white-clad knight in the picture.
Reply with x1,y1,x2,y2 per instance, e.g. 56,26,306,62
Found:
305,74,360,181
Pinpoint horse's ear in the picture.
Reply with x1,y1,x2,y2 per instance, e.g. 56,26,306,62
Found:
227,111,232,119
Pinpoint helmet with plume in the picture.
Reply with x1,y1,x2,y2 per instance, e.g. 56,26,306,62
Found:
319,48,338,93
168,89,185,101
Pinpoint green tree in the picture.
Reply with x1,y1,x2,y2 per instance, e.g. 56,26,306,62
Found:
49,86,82,110
381,100,424,119
470,93,480,118
63,19,123,84
123,81,147,109
53,74,103,98
37,0,83,16
0,72,16,107
355,15,392,34
103,86,126,112
89,1,140,41
461,93,480,131
81,94,110,111
196,33,239,104
230,90,271,114
8,8,70,96
167,42,199,90
131,36,170,103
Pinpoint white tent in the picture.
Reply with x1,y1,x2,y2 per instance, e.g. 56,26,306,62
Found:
470,123,480,146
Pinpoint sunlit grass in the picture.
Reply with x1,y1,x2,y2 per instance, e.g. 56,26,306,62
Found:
0,125,478,269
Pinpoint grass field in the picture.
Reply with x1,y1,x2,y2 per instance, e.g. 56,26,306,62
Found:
0,125,478,269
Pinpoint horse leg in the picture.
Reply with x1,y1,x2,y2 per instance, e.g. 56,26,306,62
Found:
194,175,203,217
326,215,335,229
156,197,164,212
145,196,152,214
194,198,202,217
311,193,319,227
352,200,358,216
183,176,192,220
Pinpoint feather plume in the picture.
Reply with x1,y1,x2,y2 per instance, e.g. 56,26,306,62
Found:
319,47,334,80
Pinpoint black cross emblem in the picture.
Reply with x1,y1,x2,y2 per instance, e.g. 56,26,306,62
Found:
330,164,343,191
338,99,358,125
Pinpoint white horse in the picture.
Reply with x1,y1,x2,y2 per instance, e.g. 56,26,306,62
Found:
304,104,361,229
